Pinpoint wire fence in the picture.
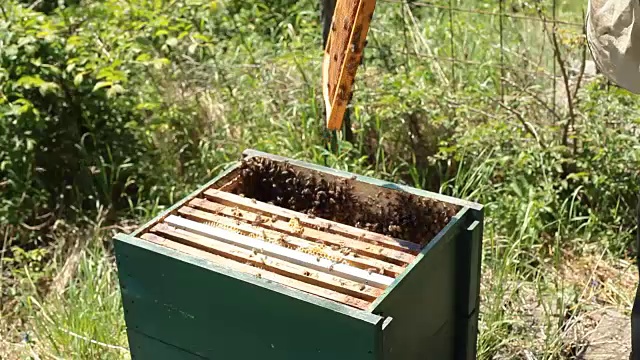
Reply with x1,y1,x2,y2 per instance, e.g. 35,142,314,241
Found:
352,0,591,129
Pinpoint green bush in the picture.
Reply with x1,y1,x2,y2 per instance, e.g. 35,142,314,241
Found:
0,1,227,244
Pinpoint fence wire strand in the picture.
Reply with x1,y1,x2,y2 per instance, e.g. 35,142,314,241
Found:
380,0,583,27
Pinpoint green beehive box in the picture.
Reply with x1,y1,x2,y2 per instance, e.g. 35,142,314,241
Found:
113,149,484,360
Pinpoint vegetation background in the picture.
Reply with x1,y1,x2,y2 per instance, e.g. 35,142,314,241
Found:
1,0,639,358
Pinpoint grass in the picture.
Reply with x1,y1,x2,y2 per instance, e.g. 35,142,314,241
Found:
1,0,640,358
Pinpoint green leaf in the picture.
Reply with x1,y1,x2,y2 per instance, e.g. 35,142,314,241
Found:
136,53,151,62
93,81,113,92
74,73,84,87
16,75,45,88
165,37,178,47
152,58,170,69
155,29,169,37
38,82,60,96
106,84,125,98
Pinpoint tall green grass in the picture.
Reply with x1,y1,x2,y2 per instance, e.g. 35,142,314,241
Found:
1,0,640,358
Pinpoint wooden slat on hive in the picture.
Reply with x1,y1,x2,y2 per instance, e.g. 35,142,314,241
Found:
203,188,422,254
149,222,386,298
200,191,418,264
177,204,405,277
162,215,395,288
140,232,371,309
214,175,241,192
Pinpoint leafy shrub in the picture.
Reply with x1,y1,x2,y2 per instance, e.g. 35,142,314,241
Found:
0,1,227,244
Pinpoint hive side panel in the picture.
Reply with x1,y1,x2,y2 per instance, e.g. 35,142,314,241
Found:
454,208,484,360
372,219,463,360
114,235,384,360
128,329,206,360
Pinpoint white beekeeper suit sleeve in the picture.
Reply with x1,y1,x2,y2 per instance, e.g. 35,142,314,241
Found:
586,3,640,358
586,0,640,93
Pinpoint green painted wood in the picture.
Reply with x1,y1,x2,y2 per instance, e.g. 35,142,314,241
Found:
371,214,463,360
462,310,480,360
127,329,206,360
458,210,484,360
241,148,483,211
114,233,386,360
115,150,484,360
239,150,485,360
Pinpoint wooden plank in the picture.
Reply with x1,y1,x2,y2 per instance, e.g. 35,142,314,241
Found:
163,215,395,288
140,232,371,309
148,223,383,300
202,190,418,264
178,204,406,277
115,234,385,359
202,187,422,253
216,175,241,192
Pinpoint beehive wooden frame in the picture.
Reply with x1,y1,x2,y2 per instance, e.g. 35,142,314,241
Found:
114,149,484,360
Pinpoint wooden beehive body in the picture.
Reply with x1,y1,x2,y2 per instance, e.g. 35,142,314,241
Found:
114,149,484,360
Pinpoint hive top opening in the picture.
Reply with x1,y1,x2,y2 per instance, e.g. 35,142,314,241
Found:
134,155,462,311
228,156,459,246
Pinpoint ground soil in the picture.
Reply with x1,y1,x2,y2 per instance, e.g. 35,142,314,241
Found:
232,156,458,245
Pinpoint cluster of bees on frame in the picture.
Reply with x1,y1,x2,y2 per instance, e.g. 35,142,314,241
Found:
234,156,458,245
235,157,356,222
